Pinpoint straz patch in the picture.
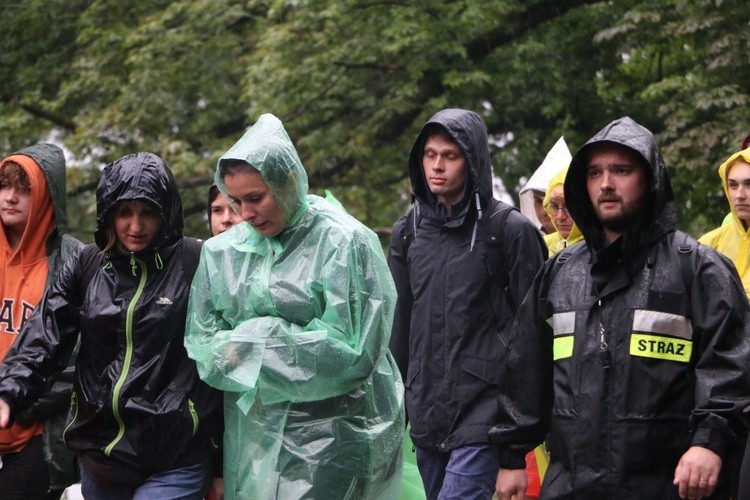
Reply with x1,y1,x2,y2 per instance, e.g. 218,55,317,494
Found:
629,309,693,363
549,311,575,361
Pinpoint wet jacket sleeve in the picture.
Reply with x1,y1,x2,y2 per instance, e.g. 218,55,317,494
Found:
387,215,411,384
489,259,555,469
0,247,84,415
687,247,750,458
185,232,397,406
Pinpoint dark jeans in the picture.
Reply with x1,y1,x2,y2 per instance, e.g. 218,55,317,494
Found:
416,444,498,500
79,458,211,500
0,434,50,500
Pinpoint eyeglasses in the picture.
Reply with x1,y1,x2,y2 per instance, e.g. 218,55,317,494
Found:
549,203,569,215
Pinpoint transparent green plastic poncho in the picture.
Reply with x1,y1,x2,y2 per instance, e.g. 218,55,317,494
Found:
185,114,404,499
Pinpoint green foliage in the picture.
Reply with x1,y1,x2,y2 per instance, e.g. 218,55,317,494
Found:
1,0,749,241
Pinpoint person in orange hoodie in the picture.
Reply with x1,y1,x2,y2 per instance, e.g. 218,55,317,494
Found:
0,143,82,500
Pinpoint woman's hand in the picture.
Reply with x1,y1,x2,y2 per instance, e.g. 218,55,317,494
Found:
0,398,11,428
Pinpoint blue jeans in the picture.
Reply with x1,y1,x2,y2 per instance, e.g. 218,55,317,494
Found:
79,458,211,500
416,444,499,500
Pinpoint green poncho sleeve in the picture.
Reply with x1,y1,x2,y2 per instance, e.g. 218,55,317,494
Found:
185,212,395,409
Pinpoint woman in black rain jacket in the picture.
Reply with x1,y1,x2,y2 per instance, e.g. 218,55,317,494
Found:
0,152,222,499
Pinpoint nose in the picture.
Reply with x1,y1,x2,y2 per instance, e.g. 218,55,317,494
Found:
220,210,234,226
737,185,748,200
130,215,145,231
599,171,614,191
555,208,570,221
239,204,256,222
3,188,19,203
427,155,445,172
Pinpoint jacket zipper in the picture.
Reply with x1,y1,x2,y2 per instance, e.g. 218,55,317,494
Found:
188,399,199,436
104,257,148,457
598,299,611,369
62,391,78,445
597,298,614,494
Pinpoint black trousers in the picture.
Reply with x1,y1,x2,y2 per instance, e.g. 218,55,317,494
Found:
738,438,750,500
0,434,49,500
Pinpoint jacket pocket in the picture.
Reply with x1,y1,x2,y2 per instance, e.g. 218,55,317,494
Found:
460,357,501,385
404,362,423,436
458,357,501,423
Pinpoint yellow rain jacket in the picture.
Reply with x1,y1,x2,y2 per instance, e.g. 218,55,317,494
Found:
542,167,583,255
699,147,750,298
185,114,404,499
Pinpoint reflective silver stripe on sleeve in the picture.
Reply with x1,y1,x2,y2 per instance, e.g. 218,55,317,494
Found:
548,311,575,336
632,309,693,340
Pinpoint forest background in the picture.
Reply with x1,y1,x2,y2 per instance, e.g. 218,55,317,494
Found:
1,0,748,243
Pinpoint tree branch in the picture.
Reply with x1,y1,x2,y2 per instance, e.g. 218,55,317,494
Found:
20,103,76,132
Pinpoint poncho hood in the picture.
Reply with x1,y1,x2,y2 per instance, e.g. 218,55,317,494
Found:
217,113,309,229
543,165,582,246
717,146,750,223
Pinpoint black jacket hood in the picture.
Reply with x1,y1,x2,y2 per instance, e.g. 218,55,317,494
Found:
408,109,493,219
94,152,183,251
565,116,677,259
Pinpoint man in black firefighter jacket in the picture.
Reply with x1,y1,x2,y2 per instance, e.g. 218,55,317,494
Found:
490,116,750,500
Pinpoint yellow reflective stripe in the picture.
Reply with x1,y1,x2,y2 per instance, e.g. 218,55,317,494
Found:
633,309,692,340
549,311,575,336
629,333,692,363
553,335,574,360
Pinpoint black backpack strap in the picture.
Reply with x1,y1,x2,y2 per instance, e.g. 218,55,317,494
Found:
182,237,204,283
674,231,697,302
483,199,518,280
399,206,419,258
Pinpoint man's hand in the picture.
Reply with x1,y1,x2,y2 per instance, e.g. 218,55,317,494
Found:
0,398,11,428
496,468,527,500
673,446,722,499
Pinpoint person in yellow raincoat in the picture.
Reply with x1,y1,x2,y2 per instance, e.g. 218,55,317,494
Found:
184,113,404,499
699,145,750,498
699,146,750,297
543,166,584,255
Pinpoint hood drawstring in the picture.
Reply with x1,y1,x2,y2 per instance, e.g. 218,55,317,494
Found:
154,252,163,270
129,254,137,276
470,192,482,251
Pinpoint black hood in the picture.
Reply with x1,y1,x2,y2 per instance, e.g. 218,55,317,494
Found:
408,109,493,216
565,116,677,257
94,152,183,250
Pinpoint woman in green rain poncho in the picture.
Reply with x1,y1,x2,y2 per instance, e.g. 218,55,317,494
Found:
185,113,404,499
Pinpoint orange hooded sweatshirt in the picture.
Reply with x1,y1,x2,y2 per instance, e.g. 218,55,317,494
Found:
0,153,55,454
